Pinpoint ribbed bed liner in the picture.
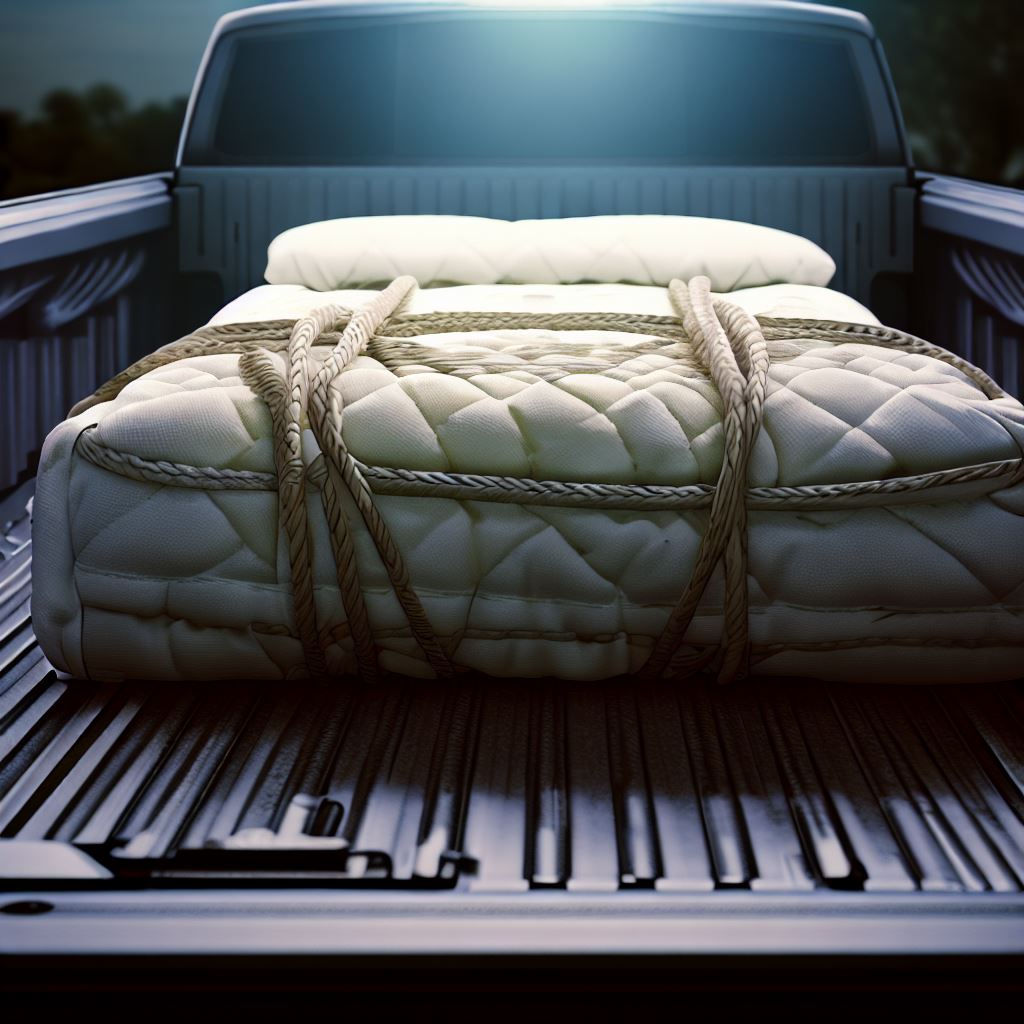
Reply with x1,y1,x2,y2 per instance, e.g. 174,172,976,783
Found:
2,485,1023,895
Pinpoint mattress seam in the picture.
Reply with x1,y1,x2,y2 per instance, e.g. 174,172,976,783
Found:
73,602,1024,653
70,565,1024,617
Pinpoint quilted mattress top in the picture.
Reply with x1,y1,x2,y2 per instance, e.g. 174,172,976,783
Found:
82,280,1024,492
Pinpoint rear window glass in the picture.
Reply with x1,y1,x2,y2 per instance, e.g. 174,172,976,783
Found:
185,14,876,166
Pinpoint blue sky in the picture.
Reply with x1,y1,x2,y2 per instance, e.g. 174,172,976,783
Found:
0,0,272,114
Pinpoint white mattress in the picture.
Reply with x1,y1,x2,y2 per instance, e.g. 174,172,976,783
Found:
31,280,1024,685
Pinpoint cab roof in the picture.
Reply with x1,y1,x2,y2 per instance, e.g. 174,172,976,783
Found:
210,1,875,41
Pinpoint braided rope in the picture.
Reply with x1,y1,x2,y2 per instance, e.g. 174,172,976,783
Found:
67,279,1023,684
67,320,314,417
74,433,1024,509
240,304,351,680
306,277,455,681
759,317,1007,400
378,309,688,338
67,305,1007,420
238,277,458,683
704,294,769,683
637,277,770,684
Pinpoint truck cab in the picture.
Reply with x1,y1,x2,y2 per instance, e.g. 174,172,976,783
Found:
1,0,1022,1000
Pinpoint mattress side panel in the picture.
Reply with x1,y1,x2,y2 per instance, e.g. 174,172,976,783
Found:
30,411,107,678
65,457,312,682
380,485,1024,682
49,466,1024,683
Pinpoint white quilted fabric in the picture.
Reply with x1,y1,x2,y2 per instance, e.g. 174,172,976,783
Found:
265,215,837,292
31,280,1024,685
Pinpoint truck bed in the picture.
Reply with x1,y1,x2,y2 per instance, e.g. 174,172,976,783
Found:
3,481,1023,973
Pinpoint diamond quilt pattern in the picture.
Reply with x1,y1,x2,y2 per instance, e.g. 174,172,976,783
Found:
89,326,1024,489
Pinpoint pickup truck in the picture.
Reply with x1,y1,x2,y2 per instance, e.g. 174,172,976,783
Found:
1,0,1022,1000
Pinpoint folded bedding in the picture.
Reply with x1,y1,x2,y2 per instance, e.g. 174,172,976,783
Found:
31,215,1024,684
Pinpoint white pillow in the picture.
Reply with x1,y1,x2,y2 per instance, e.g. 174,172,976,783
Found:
264,214,836,292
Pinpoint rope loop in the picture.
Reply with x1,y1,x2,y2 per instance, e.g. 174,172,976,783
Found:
239,275,460,682
638,277,769,684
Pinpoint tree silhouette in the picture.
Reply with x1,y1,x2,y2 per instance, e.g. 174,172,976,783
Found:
0,85,186,199
839,0,1023,187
